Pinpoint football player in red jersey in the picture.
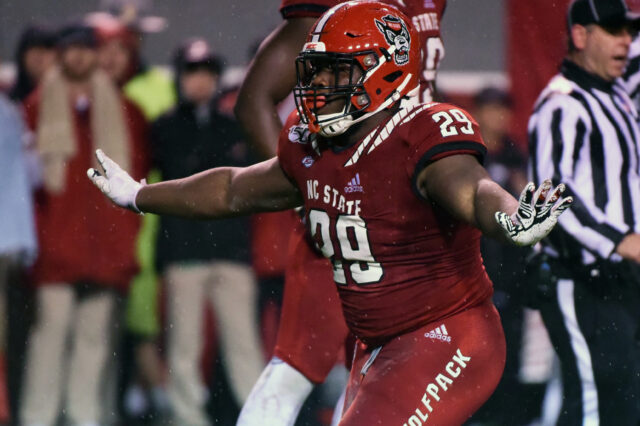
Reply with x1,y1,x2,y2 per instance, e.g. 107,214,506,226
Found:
388,0,446,103
88,2,572,424
233,0,448,424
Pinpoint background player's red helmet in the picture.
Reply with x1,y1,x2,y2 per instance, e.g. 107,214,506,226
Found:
293,0,420,137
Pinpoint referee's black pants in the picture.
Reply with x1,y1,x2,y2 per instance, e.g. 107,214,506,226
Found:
537,266,640,426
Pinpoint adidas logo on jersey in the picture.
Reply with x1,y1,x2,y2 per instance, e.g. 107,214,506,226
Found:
345,173,364,193
425,324,451,343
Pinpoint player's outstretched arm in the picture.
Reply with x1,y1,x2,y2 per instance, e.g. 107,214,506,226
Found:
88,149,302,219
416,154,572,245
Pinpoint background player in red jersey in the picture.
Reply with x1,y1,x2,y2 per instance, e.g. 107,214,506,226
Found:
233,0,448,424
234,2,350,424
88,2,571,423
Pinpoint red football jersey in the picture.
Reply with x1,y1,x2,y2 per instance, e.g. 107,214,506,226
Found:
398,0,447,102
383,0,446,102
278,99,493,345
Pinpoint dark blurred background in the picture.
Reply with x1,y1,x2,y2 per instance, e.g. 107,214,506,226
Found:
0,0,505,70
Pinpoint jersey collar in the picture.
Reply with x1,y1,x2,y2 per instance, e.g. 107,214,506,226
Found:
561,58,614,93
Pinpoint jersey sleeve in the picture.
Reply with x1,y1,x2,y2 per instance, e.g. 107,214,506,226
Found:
279,0,338,19
405,103,487,182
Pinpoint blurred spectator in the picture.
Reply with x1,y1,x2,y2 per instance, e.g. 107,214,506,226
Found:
472,88,528,297
0,81,38,425
151,38,263,425
9,25,57,102
92,14,176,121
5,26,56,422
472,87,527,189
469,87,551,425
215,37,296,365
92,14,176,422
19,23,148,426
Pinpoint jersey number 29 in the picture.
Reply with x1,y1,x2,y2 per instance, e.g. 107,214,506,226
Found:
432,108,474,137
309,210,383,286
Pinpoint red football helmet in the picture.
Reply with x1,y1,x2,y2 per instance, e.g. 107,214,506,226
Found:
293,0,420,137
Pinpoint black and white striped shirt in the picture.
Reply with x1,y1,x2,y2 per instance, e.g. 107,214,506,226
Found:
528,59,640,266
622,37,640,106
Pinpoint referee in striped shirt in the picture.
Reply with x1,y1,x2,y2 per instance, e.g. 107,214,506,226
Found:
528,0,640,424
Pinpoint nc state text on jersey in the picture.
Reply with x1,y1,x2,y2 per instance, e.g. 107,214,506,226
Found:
412,12,439,32
306,179,362,216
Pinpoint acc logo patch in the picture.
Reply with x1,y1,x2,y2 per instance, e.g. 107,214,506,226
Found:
288,124,311,144
375,14,411,66
302,156,315,168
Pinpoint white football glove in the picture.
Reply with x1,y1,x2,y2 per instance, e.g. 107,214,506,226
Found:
495,179,572,246
87,149,144,213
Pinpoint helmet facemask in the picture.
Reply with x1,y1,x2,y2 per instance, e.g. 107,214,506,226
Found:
294,51,374,137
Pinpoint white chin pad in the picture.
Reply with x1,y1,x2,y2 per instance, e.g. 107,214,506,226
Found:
318,113,354,137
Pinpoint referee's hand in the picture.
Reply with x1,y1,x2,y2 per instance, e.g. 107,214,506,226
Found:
495,179,572,246
615,233,640,263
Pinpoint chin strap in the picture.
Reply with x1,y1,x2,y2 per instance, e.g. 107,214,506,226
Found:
318,72,415,137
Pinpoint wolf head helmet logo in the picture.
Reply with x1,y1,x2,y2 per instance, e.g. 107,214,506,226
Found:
375,14,411,66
